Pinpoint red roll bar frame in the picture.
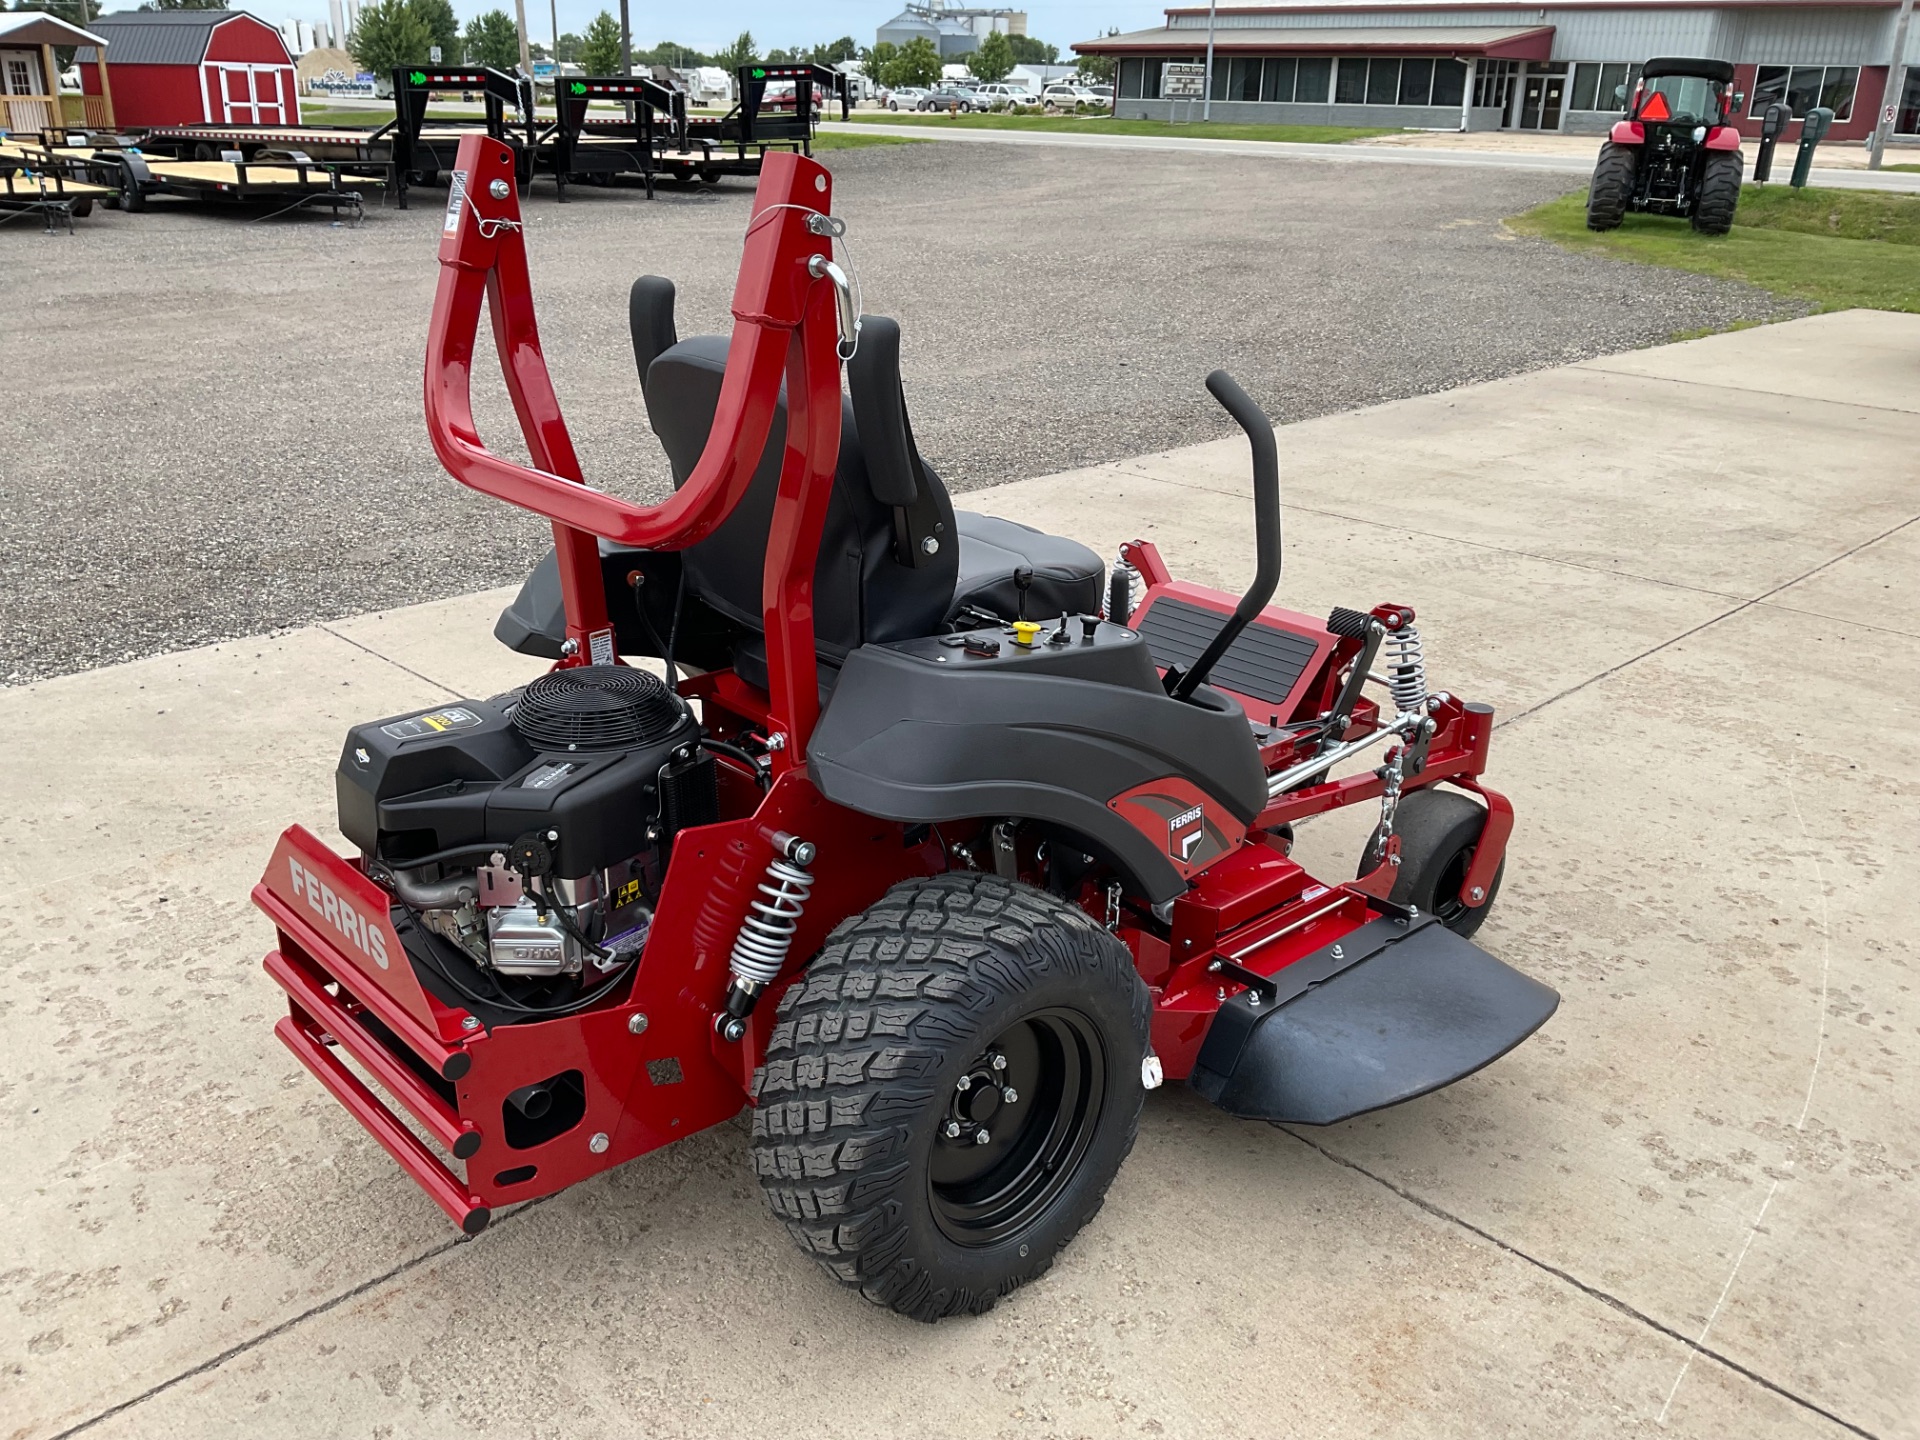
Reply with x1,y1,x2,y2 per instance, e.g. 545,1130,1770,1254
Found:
423,133,846,762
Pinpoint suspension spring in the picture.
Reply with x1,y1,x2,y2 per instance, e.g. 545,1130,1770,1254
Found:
719,833,815,1038
1382,623,1428,716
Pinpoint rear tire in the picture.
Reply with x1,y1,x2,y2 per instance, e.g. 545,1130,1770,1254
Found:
1360,789,1504,939
1586,141,1636,230
1691,150,1743,235
70,197,94,218
752,872,1149,1322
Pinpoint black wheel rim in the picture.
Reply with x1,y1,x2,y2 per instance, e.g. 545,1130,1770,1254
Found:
1431,844,1474,927
928,1007,1107,1248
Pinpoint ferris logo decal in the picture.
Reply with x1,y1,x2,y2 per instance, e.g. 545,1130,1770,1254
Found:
1168,803,1206,862
288,856,390,970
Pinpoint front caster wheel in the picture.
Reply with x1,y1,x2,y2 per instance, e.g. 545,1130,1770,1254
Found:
1360,788,1505,938
751,873,1149,1321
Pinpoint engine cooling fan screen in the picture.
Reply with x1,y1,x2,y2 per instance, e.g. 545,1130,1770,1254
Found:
510,666,685,750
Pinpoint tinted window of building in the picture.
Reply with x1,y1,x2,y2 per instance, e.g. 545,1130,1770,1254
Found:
1263,56,1295,102
1335,57,1367,104
1367,57,1400,105
1431,58,1466,107
1399,57,1433,105
1296,57,1331,103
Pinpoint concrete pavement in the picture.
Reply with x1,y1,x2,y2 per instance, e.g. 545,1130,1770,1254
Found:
820,119,1920,193
3,310,1916,1439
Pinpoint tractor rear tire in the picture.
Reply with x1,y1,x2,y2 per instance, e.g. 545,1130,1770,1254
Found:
751,872,1150,1322
1360,788,1505,939
1691,151,1743,235
1586,142,1636,231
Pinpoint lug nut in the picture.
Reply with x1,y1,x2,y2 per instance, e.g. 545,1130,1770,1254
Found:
991,1053,1008,1071
974,1129,991,1145
944,1120,962,1138
955,1074,971,1092
1002,1087,1018,1104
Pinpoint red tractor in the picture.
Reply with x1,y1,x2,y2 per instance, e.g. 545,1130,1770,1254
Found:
255,136,1557,1321
1587,57,1745,234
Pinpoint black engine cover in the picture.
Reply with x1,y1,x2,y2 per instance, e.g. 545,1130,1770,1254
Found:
336,679,699,878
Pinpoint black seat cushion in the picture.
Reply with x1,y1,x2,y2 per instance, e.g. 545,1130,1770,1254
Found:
951,513,1104,622
646,335,959,664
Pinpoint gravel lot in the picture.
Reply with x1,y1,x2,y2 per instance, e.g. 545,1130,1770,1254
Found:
0,141,1794,683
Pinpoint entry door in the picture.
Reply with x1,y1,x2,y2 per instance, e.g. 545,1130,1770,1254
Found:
1518,74,1565,129
4,51,52,131
216,65,286,124
218,65,258,123
252,66,285,123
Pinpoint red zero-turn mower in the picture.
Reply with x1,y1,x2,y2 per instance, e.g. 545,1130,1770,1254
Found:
255,136,1558,1320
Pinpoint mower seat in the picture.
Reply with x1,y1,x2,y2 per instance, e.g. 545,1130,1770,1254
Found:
630,277,1104,680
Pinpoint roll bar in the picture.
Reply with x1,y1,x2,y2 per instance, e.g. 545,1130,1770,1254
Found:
423,133,848,760
1169,372,1281,703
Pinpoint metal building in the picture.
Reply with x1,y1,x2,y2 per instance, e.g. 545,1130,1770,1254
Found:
1074,0,1919,143
878,3,1029,58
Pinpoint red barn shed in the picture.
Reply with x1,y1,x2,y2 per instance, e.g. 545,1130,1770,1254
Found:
76,10,300,128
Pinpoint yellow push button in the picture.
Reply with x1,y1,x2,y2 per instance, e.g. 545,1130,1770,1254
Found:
1011,620,1043,647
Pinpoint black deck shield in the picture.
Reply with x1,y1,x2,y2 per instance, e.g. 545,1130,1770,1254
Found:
1190,913,1559,1125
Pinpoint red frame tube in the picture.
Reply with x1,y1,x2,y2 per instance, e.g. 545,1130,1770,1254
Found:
423,133,843,719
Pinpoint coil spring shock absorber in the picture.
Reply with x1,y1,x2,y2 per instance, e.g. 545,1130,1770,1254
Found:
1382,619,1428,717
717,832,816,1041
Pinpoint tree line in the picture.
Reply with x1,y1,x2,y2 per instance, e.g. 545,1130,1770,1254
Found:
341,3,1108,89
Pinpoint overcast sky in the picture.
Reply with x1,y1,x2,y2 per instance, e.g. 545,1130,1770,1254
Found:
250,0,1161,58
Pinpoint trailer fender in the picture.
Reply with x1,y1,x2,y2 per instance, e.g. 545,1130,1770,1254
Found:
1609,120,1645,145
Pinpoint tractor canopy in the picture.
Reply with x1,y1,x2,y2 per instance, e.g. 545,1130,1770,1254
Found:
1632,58,1735,127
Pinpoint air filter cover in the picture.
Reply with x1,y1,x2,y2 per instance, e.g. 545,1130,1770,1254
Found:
510,665,689,751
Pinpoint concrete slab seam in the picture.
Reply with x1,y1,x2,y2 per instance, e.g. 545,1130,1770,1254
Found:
1568,365,1920,419
1656,759,1837,1424
315,621,469,700
1499,512,1920,731
1281,1131,1878,1440
40,1200,548,1440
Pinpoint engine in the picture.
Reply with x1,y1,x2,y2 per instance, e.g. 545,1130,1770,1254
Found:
336,666,716,988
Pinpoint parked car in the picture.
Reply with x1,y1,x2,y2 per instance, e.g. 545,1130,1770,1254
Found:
886,86,928,111
1041,84,1105,110
917,85,990,112
970,83,1027,110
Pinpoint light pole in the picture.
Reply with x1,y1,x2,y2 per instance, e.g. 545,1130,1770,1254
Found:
1869,0,1913,170
1202,0,1217,120
619,0,632,76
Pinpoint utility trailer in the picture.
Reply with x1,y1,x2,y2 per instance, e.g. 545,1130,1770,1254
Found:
542,74,684,200
672,62,851,180
92,148,379,218
388,64,534,209
0,138,114,232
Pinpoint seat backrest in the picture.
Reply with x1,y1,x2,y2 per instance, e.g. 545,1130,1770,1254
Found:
630,277,958,664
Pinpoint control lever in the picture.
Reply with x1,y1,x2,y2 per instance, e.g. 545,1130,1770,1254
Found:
1170,372,1281,703
1012,566,1033,621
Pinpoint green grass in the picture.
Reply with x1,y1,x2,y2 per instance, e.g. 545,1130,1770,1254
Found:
1881,162,1920,173
809,130,926,151
296,104,405,128
838,111,1393,144
1507,186,1920,314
